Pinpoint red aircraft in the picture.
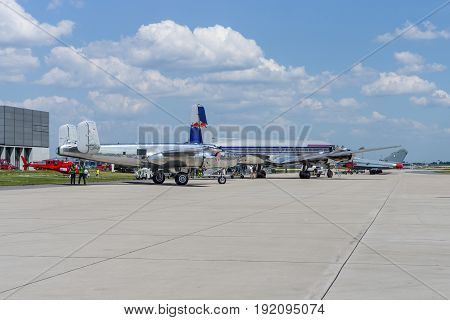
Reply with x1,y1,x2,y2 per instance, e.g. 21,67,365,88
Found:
0,159,16,170
21,156,74,174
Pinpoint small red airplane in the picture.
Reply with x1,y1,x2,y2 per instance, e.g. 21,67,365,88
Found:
21,156,74,174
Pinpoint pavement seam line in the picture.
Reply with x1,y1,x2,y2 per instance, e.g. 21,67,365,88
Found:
2,187,173,299
264,174,448,300
0,198,296,296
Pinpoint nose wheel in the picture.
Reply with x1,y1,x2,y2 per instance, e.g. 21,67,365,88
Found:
218,175,227,184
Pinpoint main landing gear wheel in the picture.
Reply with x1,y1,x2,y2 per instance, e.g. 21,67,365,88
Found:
152,171,165,184
256,170,266,178
175,172,189,186
218,176,227,184
299,171,311,179
327,169,333,178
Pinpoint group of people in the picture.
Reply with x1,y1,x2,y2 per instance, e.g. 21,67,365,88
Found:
69,162,89,185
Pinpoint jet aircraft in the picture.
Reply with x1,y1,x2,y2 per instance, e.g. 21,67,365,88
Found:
340,149,408,174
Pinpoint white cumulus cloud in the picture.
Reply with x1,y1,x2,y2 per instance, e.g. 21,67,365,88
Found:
47,0,84,10
0,47,39,82
394,51,445,74
376,21,450,42
0,0,74,45
39,46,205,97
88,91,150,114
0,95,89,119
37,21,338,109
432,89,450,106
361,72,435,96
410,96,428,106
394,51,423,65
85,20,263,71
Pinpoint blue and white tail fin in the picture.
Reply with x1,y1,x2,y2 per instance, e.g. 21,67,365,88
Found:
189,104,208,144
383,148,408,163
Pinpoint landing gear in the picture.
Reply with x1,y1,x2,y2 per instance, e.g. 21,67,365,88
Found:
256,170,266,178
369,169,383,175
218,175,227,184
327,169,333,178
299,171,311,179
175,172,189,185
152,171,165,184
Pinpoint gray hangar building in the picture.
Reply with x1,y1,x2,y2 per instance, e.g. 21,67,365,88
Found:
0,105,50,169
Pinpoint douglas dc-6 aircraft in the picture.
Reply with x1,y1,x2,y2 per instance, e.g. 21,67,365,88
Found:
339,148,408,174
57,121,239,185
189,105,400,179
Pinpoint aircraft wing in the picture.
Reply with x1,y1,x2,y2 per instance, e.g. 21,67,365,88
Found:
157,145,221,157
270,145,401,166
147,145,223,166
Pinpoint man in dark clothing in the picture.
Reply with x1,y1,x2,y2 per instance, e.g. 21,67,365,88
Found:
69,164,76,185
78,162,87,185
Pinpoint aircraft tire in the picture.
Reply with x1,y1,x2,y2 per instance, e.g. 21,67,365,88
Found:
327,169,333,178
299,171,311,179
257,170,266,178
175,172,189,186
218,176,227,184
152,171,165,184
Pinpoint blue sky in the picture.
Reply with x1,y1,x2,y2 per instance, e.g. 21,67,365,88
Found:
1,0,449,161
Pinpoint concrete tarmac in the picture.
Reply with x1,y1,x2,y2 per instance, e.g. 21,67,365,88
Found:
0,171,449,299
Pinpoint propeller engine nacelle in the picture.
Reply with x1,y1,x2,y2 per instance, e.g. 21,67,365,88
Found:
202,150,240,169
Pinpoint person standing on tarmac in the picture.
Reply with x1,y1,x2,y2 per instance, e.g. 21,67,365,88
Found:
78,161,87,185
69,163,76,185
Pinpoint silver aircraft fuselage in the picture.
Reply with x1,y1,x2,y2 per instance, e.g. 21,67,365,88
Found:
57,143,225,169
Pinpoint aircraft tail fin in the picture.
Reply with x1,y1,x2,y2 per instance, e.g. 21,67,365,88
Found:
189,104,208,144
77,121,100,154
383,148,408,163
58,124,77,147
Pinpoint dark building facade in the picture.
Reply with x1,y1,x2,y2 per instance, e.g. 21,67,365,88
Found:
0,105,50,168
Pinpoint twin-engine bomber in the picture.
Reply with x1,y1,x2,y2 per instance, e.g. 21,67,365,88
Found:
57,121,239,186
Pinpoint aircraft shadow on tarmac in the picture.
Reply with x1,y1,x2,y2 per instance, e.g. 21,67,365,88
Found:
123,181,209,187
262,177,386,181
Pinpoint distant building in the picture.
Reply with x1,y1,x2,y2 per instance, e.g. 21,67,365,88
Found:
0,105,49,169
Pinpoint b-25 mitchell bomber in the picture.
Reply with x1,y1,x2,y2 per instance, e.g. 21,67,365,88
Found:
57,121,239,185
